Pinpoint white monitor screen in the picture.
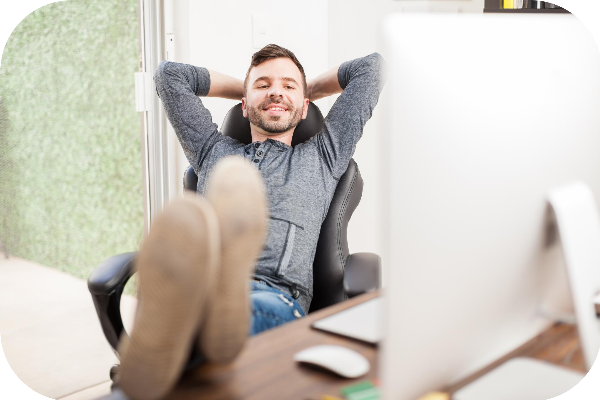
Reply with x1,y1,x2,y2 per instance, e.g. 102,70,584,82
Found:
381,12,600,400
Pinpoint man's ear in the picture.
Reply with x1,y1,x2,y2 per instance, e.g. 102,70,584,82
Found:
241,98,248,118
301,98,309,120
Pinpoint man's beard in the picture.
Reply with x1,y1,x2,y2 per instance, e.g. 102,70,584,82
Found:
247,99,303,134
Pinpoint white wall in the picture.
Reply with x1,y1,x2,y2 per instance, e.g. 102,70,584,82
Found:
168,0,485,276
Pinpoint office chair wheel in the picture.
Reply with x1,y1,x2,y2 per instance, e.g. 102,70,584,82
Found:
110,364,120,382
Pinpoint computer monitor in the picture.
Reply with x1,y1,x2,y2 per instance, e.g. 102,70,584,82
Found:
380,12,600,400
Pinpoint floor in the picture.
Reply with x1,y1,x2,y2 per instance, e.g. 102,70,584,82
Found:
0,256,137,400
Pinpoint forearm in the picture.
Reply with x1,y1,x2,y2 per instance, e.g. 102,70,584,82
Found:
307,65,342,102
206,69,244,101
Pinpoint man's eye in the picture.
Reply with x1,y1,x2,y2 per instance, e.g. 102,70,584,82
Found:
286,86,295,90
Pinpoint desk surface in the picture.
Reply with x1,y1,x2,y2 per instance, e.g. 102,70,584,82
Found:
166,290,585,400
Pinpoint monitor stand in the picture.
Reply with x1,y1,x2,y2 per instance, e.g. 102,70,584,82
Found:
548,181,600,370
455,181,600,400
453,357,583,400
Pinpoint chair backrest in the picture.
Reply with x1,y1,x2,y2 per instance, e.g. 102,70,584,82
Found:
183,103,363,312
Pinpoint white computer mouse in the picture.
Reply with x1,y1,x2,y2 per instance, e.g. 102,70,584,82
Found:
293,344,370,378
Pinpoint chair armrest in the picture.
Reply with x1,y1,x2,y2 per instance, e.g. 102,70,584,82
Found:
88,252,137,295
88,252,137,354
343,252,381,298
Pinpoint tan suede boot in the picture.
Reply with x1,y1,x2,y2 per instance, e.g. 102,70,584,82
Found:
198,155,268,363
117,197,220,400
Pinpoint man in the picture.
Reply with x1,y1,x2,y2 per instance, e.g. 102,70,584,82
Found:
117,44,385,400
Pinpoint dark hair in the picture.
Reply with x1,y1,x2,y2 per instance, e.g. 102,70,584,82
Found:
243,44,307,96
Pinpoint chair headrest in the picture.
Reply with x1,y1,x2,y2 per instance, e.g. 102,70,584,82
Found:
220,102,324,147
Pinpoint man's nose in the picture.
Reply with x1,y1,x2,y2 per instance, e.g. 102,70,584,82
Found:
268,86,282,98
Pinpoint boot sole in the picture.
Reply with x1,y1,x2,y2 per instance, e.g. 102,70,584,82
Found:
199,156,268,363
118,197,220,400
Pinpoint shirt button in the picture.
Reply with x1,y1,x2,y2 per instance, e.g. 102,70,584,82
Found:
257,150,264,157
253,159,259,163
254,143,260,148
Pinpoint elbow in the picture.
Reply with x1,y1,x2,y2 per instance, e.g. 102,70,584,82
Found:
153,60,174,83
363,53,387,92
361,53,384,70
368,52,384,65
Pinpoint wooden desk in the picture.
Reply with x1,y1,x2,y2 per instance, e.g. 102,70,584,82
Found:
167,290,586,400
170,291,379,400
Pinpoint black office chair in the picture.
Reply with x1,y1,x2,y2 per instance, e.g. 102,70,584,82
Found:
88,102,381,381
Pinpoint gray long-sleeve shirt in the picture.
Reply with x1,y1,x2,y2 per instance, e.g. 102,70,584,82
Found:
153,53,385,313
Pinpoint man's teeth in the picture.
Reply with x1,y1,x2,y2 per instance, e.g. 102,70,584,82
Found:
268,107,285,111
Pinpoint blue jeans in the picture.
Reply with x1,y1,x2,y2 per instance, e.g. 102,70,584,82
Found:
186,280,305,370
249,280,306,336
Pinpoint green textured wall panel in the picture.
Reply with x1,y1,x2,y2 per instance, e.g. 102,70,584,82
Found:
0,0,143,281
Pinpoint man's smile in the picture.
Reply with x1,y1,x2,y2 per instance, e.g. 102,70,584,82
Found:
264,104,289,115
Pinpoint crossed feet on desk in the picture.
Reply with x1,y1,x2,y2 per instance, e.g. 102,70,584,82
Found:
116,156,268,400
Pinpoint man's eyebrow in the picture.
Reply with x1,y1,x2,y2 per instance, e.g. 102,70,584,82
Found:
253,76,300,85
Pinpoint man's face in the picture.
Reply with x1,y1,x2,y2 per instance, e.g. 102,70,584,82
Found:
242,58,309,135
